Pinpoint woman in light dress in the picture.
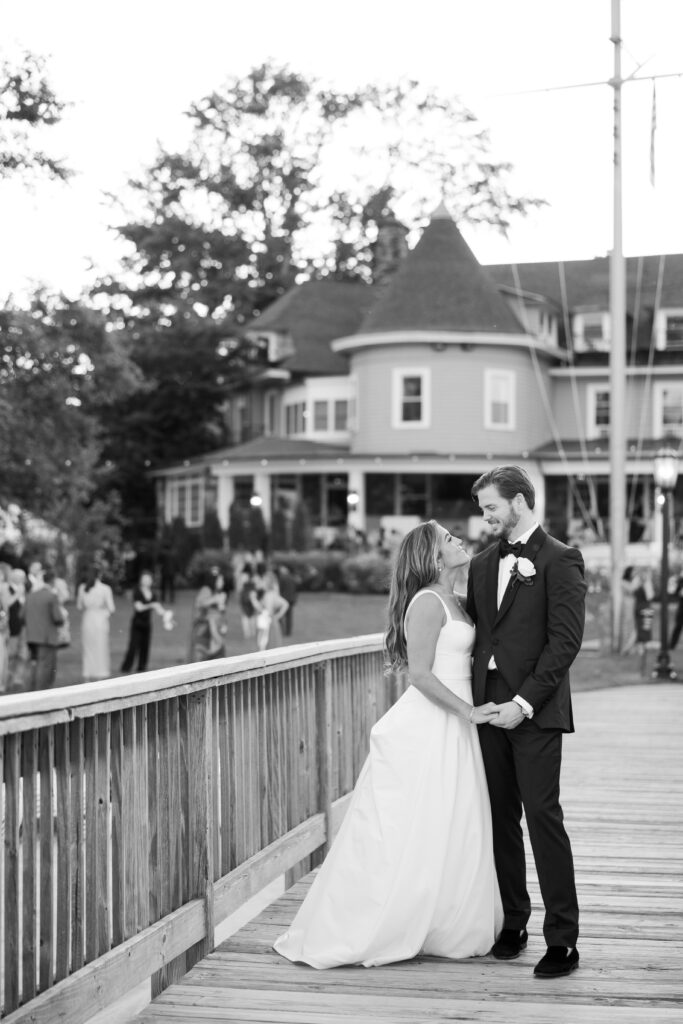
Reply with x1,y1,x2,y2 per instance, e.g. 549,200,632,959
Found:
274,520,503,969
255,570,289,651
76,568,115,682
189,571,230,661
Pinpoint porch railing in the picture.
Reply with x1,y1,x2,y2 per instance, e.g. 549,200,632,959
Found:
0,634,394,1023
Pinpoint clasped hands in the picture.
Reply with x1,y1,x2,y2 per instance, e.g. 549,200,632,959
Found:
472,700,525,730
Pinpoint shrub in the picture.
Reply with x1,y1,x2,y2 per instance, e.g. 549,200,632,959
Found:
272,551,346,591
185,549,235,591
202,509,224,549
341,552,392,594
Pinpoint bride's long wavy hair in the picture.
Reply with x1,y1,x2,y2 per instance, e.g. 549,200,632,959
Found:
384,520,441,671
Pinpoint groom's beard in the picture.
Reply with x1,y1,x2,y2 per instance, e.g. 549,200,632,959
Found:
489,505,520,539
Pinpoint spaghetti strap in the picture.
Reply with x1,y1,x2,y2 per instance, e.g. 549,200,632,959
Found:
405,589,453,622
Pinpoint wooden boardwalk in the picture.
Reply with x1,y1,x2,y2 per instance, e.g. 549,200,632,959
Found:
135,683,683,1024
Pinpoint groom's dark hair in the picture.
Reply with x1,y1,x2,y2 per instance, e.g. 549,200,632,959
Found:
471,465,536,510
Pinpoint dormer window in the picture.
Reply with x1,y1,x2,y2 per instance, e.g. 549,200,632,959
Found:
573,312,610,352
655,310,683,351
251,330,295,364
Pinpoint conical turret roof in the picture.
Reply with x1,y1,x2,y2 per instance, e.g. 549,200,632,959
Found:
359,204,525,335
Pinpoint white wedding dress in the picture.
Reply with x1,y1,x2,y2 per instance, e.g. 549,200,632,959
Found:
274,589,503,969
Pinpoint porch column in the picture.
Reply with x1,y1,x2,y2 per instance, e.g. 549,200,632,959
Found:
347,468,366,532
214,472,234,531
252,472,272,526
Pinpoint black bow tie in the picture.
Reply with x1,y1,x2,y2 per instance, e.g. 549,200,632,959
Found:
499,539,524,559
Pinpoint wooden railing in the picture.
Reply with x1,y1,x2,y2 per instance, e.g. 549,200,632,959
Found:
0,634,397,1023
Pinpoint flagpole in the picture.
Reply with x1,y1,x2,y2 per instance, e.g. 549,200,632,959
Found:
609,0,626,651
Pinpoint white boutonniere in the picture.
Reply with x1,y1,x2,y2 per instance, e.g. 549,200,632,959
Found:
511,557,536,587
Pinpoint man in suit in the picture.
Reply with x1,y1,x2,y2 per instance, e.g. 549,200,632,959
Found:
466,465,586,978
24,567,65,690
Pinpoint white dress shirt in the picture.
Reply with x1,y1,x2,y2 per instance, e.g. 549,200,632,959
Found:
489,522,539,718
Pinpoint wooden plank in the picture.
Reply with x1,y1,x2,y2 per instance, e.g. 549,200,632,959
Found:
316,660,333,854
53,724,71,983
217,687,231,878
110,711,124,947
4,734,21,1012
1,899,206,1024
210,688,220,882
38,726,54,991
147,703,160,926
84,717,99,964
184,691,214,971
213,814,325,923
21,729,38,1001
121,707,138,940
69,719,85,972
136,705,150,932
96,714,111,956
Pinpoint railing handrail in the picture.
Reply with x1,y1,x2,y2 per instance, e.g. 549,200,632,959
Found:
0,633,385,734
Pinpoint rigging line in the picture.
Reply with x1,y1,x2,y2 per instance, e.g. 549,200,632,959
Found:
557,262,607,540
484,69,683,99
509,262,595,533
629,254,666,517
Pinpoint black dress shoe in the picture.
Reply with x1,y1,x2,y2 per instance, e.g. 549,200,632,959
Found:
534,945,579,977
491,928,528,960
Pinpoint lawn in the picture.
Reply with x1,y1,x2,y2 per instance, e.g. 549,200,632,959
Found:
27,584,682,694
54,589,390,688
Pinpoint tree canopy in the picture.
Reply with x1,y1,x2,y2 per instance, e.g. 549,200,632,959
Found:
0,51,71,181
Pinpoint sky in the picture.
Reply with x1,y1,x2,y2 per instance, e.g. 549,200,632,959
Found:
2,0,683,301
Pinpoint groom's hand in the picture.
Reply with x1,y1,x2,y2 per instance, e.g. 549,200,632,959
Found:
489,701,525,730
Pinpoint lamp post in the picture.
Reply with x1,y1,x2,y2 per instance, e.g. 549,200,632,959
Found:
653,446,679,681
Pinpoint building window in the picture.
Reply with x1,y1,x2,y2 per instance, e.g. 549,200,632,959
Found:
334,399,348,430
168,476,204,527
285,401,306,435
573,312,610,352
654,384,683,436
655,310,683,351
392,368,430,428
313,400,328,431
484,370,515,430
265,391,278,436
587,385,610,439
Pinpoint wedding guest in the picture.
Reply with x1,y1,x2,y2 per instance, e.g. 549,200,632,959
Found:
238,565,260,639
77,567,116,682
189,571,229,661
6,568,28,691
669,567,683,650
0,563,11,691
632,567,655,656
24,568,65,689
276,565,298,637
255,571,290,651
619,566,638,655
120,570,166,674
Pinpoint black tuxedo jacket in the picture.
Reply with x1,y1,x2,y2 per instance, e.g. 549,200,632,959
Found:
466,527,586,732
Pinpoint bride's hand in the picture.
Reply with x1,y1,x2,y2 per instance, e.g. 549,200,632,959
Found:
470,702,500,725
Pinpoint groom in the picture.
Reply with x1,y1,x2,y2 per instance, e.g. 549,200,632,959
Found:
466,465,586,978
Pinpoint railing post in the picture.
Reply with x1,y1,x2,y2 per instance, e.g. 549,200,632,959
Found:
185,691,215,968
316,660,333,856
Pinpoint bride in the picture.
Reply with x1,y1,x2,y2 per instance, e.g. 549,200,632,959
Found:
274,520,503,969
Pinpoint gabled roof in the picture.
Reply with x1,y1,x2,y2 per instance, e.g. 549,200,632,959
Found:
248,280,375,375
358,204,525,335
485,254,683,314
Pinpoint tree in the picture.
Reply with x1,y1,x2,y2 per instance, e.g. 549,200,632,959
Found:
0,51,71,181
108,63,543,320
0,294,140,549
